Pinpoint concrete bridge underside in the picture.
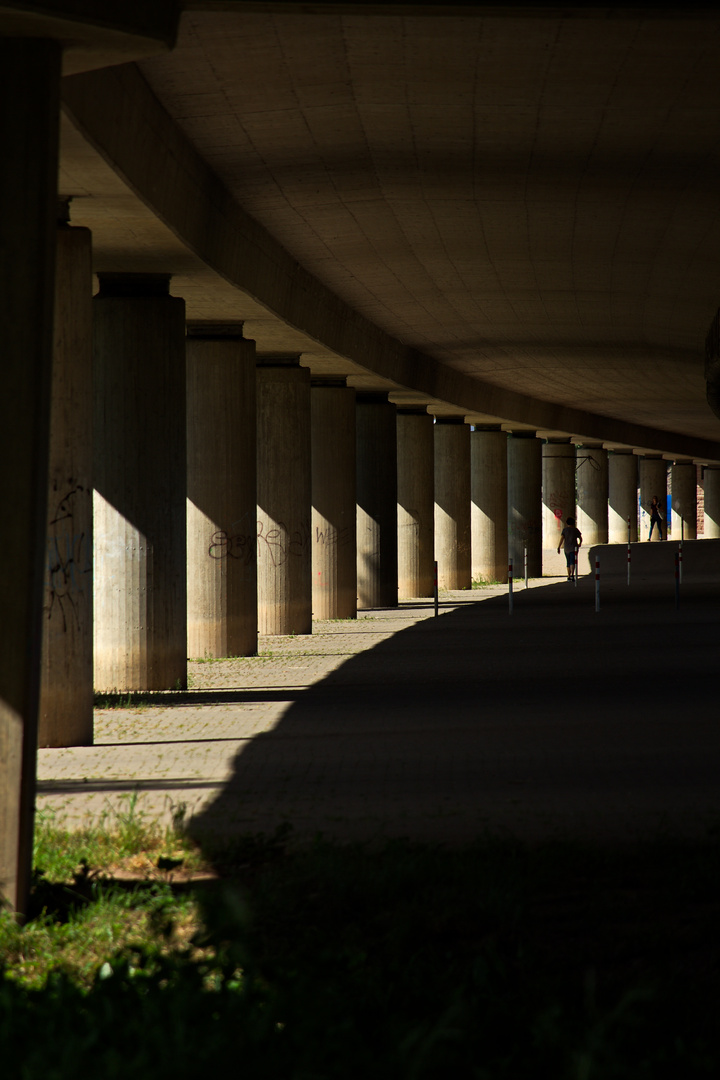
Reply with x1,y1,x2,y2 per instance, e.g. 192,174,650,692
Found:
59,1,720,460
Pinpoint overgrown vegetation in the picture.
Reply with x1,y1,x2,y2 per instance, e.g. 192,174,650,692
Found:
2,816,719,1078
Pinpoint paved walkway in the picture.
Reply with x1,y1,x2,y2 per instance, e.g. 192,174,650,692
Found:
37,572,720,846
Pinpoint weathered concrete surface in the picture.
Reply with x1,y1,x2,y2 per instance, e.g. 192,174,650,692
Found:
36,576,720,847
311,382,357,621
434,420,471,590
0,37,61,914
508,432,542,577
586,538,720,579
39,224,93,748
576,444,609,548
397,410,434,599
93,277,187,691
542,439,574,577
705,468,720,539
356,394,398,609
671,461,697,541
187,333,257,658
256,360,312,636
471,427,508,584
0,1,178,75
608,450,638,544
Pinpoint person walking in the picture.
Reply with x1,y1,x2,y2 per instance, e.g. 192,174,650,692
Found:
557,517,582,581
648,495,664,541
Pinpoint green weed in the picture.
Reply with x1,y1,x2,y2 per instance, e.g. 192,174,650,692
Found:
2,830,719,1078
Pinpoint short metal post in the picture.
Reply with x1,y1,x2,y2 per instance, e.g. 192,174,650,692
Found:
627,541,631,586
595,558,600,612
574,545,579,587
434,560,439,618
678,541,683,585
675,551,680,610
524,542,528,589
508,559,514,615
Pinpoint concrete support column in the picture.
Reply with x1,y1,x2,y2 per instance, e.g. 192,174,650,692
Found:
311,378,357,620
702,467,720,539
0,38,61,913
257,357,312,635
93,273,187,691
576,444,609,547
507,432,542,577
639,456,668,541
471,426,508,584
542,438,575,576
356,393,398,609
397,409,434,598
187,326,257,658
39,216,93,748
670,462,697,541
434,419,471,590
608,451,638,544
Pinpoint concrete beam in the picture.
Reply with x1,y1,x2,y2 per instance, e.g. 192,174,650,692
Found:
0,1,179,74
60,62,720,463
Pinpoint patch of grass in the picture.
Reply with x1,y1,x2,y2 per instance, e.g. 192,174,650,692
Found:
93,690,155,710
0,879,199,991
32,797,203,882
2,827,720,1078
189,655,250,664
472,576,503,587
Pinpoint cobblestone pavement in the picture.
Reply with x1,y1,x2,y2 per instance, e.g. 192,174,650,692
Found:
37,575,720,846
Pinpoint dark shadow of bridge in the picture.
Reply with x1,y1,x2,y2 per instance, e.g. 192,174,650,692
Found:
187,571,720,848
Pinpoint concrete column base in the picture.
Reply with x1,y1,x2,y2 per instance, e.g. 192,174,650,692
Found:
471,427,508,583
703,467,720,539
187,328,257,658
670,462,697,541
639,456,668,542
609,451,638,544
397,410,434,598
93,274,187,691
311,379,357,620
0,38,61,914
508,432,542,577
257,357,312,635
576,443,609,548
356,394,398,609
39,220,94,747
434,419,471,590
542,439,575,576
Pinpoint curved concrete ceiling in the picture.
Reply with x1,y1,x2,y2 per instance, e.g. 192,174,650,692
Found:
58,1,720,459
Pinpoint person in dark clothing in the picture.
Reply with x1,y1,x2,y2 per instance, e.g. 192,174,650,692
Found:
648,495,664,540
557,517,582,581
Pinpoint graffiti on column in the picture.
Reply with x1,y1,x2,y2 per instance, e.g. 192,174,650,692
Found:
45,484,91,632
208,511,256,565
315,524,351,548
546,489,571,534
252,518,312,566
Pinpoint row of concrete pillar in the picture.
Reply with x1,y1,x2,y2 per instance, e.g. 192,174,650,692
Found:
42,226,720,753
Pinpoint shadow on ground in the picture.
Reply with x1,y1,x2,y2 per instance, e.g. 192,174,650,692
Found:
187,575,720,848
